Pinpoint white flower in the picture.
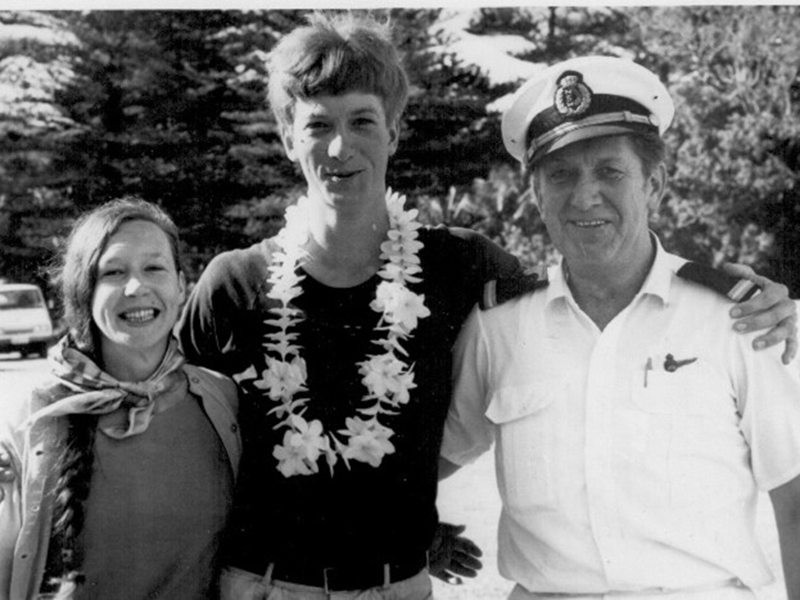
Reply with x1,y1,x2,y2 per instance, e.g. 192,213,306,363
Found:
393,208,422,232
263,337,301,358
360,353,405,398
385,189,405,213
340,418,395,467
371,281,405,314
262,189,426,477
287,415,328,464
379,263,406,281
381,264,422,285
391,370,416,405
254,356,307,400
272,416,330,477
372,282,430,333
279,200,312,247
268,276,303,304
396,240,423,265
273,430,316,477
394,290,430,332
264,312,303,331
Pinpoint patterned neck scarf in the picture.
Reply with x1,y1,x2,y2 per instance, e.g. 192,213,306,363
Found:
22,335,186,439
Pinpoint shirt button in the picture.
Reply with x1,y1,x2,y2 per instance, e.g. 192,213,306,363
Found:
191,377,199,383
231,424,238,432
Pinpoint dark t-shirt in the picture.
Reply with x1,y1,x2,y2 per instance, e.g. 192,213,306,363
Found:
177,226,520,573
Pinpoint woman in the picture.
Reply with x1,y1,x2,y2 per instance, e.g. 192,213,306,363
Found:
0,198,241,599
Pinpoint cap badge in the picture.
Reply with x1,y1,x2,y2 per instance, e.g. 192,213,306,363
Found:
554,70,592,117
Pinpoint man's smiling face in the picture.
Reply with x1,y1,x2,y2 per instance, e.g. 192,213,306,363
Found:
281,92,399,214
533,134,664,274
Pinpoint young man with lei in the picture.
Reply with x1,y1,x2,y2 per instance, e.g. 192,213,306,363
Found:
176,12,797,600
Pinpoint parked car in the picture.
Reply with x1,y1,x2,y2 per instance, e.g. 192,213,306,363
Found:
0,283,54,358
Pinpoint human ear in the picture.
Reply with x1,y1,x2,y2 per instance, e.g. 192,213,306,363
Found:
530,172,546,219
281,125,298,162
177,271,187,305
387,118,400,156
647,162,668,213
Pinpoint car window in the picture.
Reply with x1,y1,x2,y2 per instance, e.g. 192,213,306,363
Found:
0,289,45,309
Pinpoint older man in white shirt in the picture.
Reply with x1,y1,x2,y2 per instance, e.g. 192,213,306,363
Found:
440,56,800,600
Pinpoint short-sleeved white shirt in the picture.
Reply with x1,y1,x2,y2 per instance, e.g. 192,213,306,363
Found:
442,240,800,594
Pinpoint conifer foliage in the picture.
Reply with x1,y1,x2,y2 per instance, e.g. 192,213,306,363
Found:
1,7,798,300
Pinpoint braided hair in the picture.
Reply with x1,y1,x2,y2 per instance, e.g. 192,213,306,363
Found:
42,411,97,596
42,198,182,595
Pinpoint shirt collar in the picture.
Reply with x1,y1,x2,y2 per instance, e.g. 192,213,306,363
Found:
638,234,687,304
545,232,687,308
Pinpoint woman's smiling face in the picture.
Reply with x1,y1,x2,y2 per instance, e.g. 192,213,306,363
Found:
91,219,185,362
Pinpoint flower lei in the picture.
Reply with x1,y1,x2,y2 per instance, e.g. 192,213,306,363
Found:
254,189,430,477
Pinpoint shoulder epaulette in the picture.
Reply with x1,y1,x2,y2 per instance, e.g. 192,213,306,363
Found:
676,262,761,302
480,265,549,310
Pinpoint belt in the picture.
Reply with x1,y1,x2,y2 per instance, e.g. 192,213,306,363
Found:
270,553,428,593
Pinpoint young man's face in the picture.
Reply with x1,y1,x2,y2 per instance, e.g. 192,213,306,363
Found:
281,92,399,215
533,135,665,274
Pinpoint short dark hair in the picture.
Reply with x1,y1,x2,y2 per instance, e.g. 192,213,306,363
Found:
53,197,182,356
627,131,666,178
531,131,667,195
266,11,409,129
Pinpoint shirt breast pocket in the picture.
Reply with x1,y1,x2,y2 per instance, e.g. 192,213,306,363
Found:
486,381,563,512
628,362,740,508
632,361,735,417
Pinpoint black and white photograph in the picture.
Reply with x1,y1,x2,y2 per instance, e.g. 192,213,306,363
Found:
1,4,799,599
